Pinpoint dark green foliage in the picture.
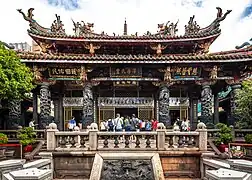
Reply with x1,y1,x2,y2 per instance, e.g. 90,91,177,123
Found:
215,123,233,145
17,127,36,146
235,80,252,128
245,134,252,144
0,43,34,100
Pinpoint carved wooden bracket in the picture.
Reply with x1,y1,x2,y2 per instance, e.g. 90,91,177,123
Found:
84,43,101,55
197,41,212,54
39,42,53,53
150,43,167,56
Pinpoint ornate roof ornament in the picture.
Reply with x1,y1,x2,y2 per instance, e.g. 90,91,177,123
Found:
184,15,200,35
51,14,65,34
72,19,94,36
157,20,179,37
17,8,51,34
199,7,231,34
235,38,252,49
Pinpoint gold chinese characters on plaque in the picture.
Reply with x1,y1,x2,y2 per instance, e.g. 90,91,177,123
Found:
48,67,81,79
171,66,201,78
110,67,142,77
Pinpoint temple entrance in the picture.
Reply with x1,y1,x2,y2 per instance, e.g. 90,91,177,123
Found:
115,108,138,118
170,110,180,125
64,107,82,130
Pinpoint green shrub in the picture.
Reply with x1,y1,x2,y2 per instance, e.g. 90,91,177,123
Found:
245,134,252,144
17,127,36,146
0,133,8,144
215,123,233,146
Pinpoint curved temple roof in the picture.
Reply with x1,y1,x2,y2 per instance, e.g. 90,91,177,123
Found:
17,7,231,41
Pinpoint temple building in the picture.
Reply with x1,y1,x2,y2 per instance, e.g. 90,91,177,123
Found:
10,7,252,130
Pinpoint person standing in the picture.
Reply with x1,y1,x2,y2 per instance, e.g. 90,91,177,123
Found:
29,120,36,130
152,119,158,131
68,116,76,131
181,117,190,132
113,113,123,132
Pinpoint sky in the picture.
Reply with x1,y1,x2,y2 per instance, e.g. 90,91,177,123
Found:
0,0,251,53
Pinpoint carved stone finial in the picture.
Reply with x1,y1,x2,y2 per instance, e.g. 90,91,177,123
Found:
185,15,200,35
48,122,57,129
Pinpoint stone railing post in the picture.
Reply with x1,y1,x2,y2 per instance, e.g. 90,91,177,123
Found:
46,123,58,151
229,125,235,141
89,123,98,150
196,122,207,151
156,123,166,150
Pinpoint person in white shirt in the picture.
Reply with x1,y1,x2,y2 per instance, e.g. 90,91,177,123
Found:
29,120,36,130
113,113,123,132
181,117,190,131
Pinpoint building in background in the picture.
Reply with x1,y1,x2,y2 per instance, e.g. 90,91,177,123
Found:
9,42,31,52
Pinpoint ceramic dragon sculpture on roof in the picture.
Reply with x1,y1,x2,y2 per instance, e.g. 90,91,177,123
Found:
236,38,252,49
17,8,65,35
184,7,231,35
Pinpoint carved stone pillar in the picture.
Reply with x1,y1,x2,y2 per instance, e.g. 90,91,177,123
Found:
8,99,22,128
230,83,241,125
158,85,170,127
214,94,219,124
33,92,38,125
82,83,94,128
200,84,213,125
39,83,51,128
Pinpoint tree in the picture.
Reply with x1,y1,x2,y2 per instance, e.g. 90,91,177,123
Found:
235,79,252,128
0,42,34,100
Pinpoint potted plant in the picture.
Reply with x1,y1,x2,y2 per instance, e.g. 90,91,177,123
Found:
215,123,233,153
17,127,36,153
0,133,8,158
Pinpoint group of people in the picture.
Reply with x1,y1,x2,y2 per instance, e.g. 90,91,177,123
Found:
173,117,190,131
100,113,159,132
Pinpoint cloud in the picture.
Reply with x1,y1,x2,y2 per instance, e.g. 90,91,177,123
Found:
0,0,251,53
47,0,80,10
241,3,252,18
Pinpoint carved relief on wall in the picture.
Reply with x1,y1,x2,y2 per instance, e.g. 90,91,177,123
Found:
110,67,142,77
101,160,154,180
209,65,218,80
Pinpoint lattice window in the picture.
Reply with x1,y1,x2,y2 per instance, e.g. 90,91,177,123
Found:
99,108,115,122
138,108,153,121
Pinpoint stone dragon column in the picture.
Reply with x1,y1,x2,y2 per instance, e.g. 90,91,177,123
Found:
200,83,213,125
226,79,241,125
39,82,51,128
158,84,170,127
8,99,22,128
82,82,94,128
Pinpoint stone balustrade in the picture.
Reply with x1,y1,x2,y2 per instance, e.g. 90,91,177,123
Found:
47,122,208,152
207,128,252,141
0,130,46,142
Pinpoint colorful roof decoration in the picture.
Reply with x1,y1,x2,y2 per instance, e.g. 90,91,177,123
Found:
18,51,252,63
18,7,231,40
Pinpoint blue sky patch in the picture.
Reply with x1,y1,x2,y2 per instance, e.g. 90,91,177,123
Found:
47,0,80,10
194,0,203,7
241,3,252,18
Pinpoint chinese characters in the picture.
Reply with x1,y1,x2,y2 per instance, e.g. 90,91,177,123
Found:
172,66,200,77
49,67,81,78
111,67,142,77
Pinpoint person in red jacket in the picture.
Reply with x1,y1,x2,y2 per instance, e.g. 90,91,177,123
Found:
152,119,158,131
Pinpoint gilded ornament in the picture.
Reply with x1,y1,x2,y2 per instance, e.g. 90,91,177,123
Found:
150,43,167,56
